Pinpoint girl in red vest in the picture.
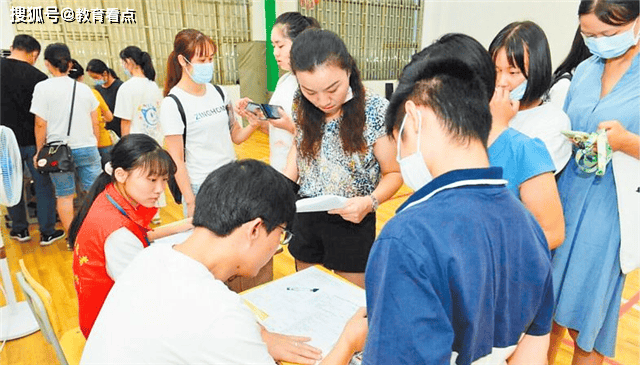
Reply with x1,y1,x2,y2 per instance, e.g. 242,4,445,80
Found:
70,133,191,338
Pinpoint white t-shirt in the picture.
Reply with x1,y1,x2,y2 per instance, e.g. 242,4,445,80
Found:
510,102,572,173
104,227,144,281
269,72,297,172
30,76,98,149
81,244,274,365
114,76,163,141
548,76,571,111
160,84,237,186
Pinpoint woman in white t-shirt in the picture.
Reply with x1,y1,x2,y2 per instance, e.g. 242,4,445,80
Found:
489,21,573,174
31,43,101,234
160,29,260,217
235,12,320,172
114,46,163,142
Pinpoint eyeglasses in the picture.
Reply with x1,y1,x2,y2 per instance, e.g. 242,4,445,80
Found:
278,224,294,245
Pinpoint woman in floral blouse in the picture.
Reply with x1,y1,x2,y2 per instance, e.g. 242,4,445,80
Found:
283,29,402,288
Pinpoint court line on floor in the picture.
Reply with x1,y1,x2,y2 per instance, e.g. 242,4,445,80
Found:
620,291,640,316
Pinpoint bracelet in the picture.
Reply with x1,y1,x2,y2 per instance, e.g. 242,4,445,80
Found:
369,195,379,212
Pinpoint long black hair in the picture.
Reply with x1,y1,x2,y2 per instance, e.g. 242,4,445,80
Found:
68,59,84,80
68,134,176,248
86,58,120,79
552,27,591,85
44,43,72,73
290,29,366,159
119,46,156,81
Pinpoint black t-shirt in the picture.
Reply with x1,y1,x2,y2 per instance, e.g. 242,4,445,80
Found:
0,58,48,146
95,78,124,136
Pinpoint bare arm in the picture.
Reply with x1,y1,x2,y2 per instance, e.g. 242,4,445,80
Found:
121,118,131,136
34,115,47,152
91,109,100,140
164,135,196,217
329,135,403,224
228,104,259,144
507,333,550,365
600,120,640,159
519,172,565,249
101,104,114,123
283,142,299,182
319,308,368,365
147,217,193,242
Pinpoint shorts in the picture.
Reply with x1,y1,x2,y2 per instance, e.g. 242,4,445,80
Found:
50,146,102,197
288,210,376,273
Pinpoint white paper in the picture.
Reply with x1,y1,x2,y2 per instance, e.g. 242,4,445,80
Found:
296,195,348,213
242,266,365,357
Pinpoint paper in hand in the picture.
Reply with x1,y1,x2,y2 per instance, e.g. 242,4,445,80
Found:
296,195,348,213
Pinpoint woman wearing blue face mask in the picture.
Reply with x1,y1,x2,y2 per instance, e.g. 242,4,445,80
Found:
489,21,573,176
87,59,123,137
548,1,640,364
160,29,259,218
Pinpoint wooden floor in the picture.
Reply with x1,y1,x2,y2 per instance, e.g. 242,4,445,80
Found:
1,130,638,364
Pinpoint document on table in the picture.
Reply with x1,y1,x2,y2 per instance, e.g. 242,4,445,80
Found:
241,266,365,358
296,195,348,213
151,229,193,246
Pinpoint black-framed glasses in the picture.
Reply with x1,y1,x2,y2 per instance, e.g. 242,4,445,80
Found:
278,224,294,245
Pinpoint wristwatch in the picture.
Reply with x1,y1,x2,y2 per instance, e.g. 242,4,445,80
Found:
369,195,379,212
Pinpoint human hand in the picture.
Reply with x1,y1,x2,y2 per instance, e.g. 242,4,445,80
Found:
338,307,368,354
261,328,322,365
598,120,631,152
268,108,296,134
186,199,195,218
328,196,373,224
490,87,519,129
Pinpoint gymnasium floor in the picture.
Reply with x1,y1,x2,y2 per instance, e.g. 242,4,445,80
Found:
1,131,638,364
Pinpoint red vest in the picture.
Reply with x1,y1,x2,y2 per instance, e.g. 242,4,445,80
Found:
72,183,157,338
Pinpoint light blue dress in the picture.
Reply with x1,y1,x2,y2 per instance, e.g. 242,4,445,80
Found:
553,53,640,357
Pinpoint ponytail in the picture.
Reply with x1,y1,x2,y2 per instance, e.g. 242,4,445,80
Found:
120,46,156,81
274,12,321,41
164,50,182,96
44,43,72,73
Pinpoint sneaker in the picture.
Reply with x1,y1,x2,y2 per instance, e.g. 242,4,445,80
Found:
10,229,31,242
40,230,65,246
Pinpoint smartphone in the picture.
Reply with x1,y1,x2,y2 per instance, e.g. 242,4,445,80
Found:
261,104,281,119
245,102,263,115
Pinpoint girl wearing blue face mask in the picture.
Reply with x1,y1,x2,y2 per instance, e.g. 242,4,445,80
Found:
489,21,573,176
160,29,260,218
548,1,640,364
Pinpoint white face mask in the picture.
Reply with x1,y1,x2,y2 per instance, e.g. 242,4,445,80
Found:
396,112,433,191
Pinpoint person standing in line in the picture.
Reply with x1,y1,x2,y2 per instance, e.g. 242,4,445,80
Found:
86,59,124,137
0,34,65,245
489,21,573,175
69,60,114,162
236,12,320,172
548,1,639,364
283,29,402,288
31,43,101,240
160,29,260,218
364,51,553,365
113,46,163,141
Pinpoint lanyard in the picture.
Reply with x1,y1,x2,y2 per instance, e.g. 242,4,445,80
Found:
399,178,508,213
105,193,151,247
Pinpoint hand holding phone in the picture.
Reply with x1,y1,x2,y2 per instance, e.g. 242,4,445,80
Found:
245,102,282,120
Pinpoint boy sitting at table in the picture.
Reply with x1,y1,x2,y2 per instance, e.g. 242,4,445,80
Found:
81,159,367,365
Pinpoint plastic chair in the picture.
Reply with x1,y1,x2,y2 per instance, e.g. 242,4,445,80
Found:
16,259,85,365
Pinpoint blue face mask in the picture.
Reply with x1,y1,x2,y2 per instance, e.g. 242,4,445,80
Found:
186,59,213,84
94,78,106,86
123,67,132,78
510,80,528,101
583,19,639,59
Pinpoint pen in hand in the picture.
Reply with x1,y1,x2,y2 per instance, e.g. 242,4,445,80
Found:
286,287,319,292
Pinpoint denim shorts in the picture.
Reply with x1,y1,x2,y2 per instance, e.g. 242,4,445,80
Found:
50,146,102,197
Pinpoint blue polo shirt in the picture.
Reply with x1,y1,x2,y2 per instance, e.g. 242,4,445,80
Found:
364,167,554,365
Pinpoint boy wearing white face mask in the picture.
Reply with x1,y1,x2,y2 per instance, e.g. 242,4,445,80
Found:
363,56,554,365
160,29,260,218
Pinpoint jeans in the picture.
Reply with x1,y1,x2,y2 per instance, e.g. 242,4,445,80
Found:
50,146,102,197
7,145,57,234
